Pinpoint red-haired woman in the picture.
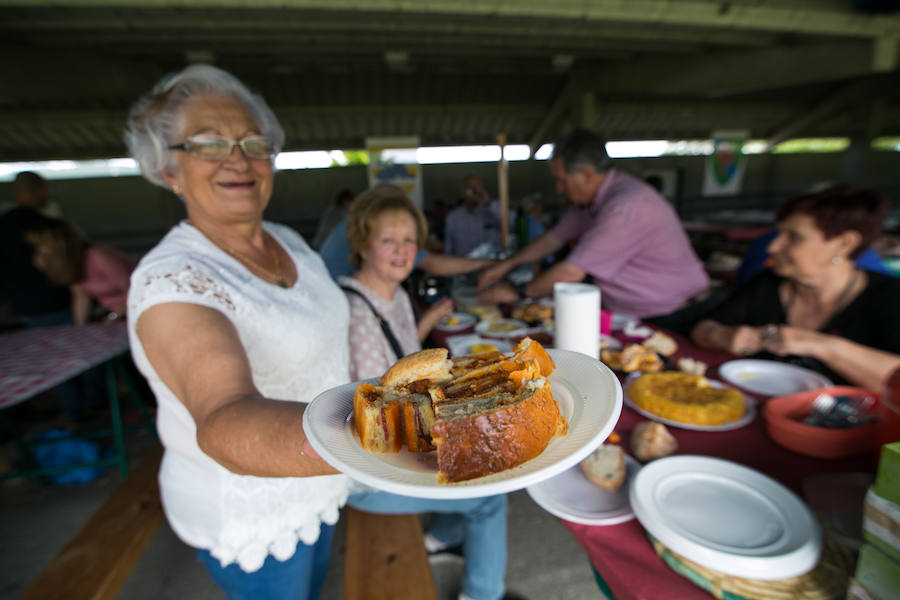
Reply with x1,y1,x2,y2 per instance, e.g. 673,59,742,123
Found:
692,185,900,390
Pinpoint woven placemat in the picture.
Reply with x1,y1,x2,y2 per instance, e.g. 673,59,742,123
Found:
650,535,855,600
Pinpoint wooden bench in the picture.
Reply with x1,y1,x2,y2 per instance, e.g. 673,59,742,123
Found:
344,507,438,600
20,444,165,600
22,446,438,600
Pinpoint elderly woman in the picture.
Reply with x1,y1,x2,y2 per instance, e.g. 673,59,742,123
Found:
338,185,512,600
692,185,900,391
124,64,348,599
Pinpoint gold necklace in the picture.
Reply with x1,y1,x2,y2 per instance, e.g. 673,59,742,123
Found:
789,268,861,322
199,228,290,288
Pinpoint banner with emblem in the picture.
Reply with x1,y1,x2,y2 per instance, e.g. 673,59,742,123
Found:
702,130,748,197
365,136,423,208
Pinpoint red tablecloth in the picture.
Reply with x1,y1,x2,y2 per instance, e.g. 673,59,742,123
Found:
0,322,129,409
434,317,875,599
564,329,877,600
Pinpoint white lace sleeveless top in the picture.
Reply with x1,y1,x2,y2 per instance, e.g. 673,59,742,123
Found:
127,221,351,572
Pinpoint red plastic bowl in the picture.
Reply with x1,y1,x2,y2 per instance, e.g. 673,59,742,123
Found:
763,386,881,459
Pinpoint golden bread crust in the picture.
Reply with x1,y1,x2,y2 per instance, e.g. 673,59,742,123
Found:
379,348,451,388
430,380,562,483
353,383,402,452
513,337,555,376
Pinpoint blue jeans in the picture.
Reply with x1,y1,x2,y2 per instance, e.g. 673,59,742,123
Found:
349,491,507,600
196,523,335,600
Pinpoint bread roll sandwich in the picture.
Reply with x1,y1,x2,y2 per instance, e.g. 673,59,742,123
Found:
353,338,567,483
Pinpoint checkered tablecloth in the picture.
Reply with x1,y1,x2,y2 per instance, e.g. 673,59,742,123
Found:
0,322,129,409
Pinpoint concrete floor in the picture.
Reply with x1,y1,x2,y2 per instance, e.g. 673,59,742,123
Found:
0,402,605,600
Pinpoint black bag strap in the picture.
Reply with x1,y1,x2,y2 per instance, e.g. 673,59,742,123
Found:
340,286,405,360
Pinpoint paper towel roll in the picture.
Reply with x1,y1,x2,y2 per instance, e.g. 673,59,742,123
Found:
553,282,600,359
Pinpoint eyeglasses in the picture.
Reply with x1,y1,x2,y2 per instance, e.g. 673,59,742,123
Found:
168,134,273,160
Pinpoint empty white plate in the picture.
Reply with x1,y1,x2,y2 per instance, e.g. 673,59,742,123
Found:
718,359,832,397
630,455,821,580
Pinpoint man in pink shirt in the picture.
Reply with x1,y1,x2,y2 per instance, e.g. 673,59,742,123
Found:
478,128,708,319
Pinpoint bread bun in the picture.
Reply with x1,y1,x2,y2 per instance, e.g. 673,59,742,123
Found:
630,421,677,462
580,444,626,492
379,348,452,388
642,331,677,356
676,357,707,376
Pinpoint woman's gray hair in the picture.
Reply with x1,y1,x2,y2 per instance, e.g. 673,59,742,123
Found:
124,64,285,188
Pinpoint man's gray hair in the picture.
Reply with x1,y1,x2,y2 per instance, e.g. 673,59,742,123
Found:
551,127,613,175
124,64,285,188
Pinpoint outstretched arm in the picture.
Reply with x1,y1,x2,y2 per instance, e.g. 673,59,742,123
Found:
691,320,766,356
477,232,564,291
419,252,495,276
136,302,338,477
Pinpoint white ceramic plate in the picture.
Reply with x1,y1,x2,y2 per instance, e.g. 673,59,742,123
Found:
302,349,623,499
445,333,513,357
475,318,529,338
718,359,833,397
434,312,477,332
527,454,640,525
623,372,756,432
630,455,821,580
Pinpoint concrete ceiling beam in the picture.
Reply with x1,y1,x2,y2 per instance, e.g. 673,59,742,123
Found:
27,0,897,38
578,40,889,98
0,47,162,104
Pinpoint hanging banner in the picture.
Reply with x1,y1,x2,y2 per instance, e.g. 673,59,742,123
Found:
365,136,423,208
702,130,748,197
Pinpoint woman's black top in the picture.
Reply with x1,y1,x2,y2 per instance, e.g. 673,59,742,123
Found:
704,270,900,384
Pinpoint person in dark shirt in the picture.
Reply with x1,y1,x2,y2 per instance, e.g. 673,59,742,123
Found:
0,173,93,421
0,172,72,326
692,185,900,390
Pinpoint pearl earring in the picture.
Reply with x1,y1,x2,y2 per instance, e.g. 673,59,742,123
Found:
831,256,844,265
172,184,181,196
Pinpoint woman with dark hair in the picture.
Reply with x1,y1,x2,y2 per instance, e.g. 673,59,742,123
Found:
691,185,900,390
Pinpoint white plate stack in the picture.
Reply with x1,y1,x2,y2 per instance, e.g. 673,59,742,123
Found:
629,455,822,580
